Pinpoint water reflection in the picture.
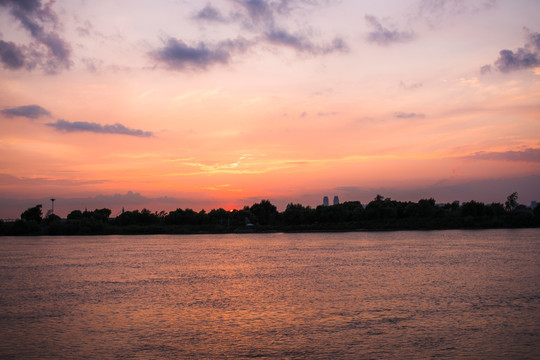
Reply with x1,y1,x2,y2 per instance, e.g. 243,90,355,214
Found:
0,230,539,359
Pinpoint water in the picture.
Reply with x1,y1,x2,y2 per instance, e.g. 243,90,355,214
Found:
0,229,539,359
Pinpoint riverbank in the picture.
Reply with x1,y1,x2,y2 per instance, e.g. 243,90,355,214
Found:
2,215,539,236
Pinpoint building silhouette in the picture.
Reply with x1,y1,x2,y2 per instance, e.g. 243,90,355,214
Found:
323,196,329,206
333,196,340,205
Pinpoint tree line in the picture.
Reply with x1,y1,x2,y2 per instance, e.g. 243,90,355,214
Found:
1,192,539,236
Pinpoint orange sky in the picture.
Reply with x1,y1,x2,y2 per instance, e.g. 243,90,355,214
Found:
0,0,539,217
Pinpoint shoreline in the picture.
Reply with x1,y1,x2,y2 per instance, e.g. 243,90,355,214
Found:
2,222,539,237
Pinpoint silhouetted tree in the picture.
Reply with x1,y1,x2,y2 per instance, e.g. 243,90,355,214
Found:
165,208,205,225
404,202,418,217
231,207,257,227
283,203,316,225
417,198,437,217
115,209,159,226
534,203,540,218
198,209,208,224
21,204,43,223
505,192,518,211
83,208,111,223
365,196,399,220
328,201,365,222
460,200,486,217
208,208,231,226
94,208,112,222
115,210,139,226
250,200,278,225
486,203,505,217
44,213,61,224
138,208,160,224
67,210,83,221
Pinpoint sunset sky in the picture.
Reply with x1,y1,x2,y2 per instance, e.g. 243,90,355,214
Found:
1,0,539,218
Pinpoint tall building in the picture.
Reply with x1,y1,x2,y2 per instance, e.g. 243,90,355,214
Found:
323,196,329,206
333,196,340,205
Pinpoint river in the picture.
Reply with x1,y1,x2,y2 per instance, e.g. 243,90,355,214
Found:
1,229,539,359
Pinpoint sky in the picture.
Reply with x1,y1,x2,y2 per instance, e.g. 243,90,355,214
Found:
0,0,539,218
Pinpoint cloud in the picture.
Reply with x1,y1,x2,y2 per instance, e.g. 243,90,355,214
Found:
231,0,336,27
417,0,497,27
394,112,425,119
462,148,540,163
81,57,104,73
480,64,492,74
0,104,51,119
0,40,25,69
155,0,345,72
150,37,250,71
0,173,107,187
231,0,348,55
265,28,348,54
494,49,540,73
399,81,423,90
486,31,540,73
0,0,71,73
47,119,153,137
232,0,275,27
193,4,228,22
364,15,415,46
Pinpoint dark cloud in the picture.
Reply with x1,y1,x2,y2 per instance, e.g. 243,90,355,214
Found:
483,31,540,73
150,37,250,71
231,0,347,54
0,0,71,73
494,49,540,73
155,0,346,72
0,40,25,69
232,0,274,27
529,31,540,50
1,104,51,119
480,64,491,74
365,15,415,46
462,148,540,163
265,28,347,54
394,112,425,119
193,4,228,22
47,119,153,137
231,0,336,26
417,0,497,27
418,0,497,14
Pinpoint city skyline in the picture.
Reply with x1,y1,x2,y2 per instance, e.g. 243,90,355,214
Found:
1,0,539,218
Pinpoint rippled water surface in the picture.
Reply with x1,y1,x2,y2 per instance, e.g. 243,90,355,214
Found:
1,230,539,359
